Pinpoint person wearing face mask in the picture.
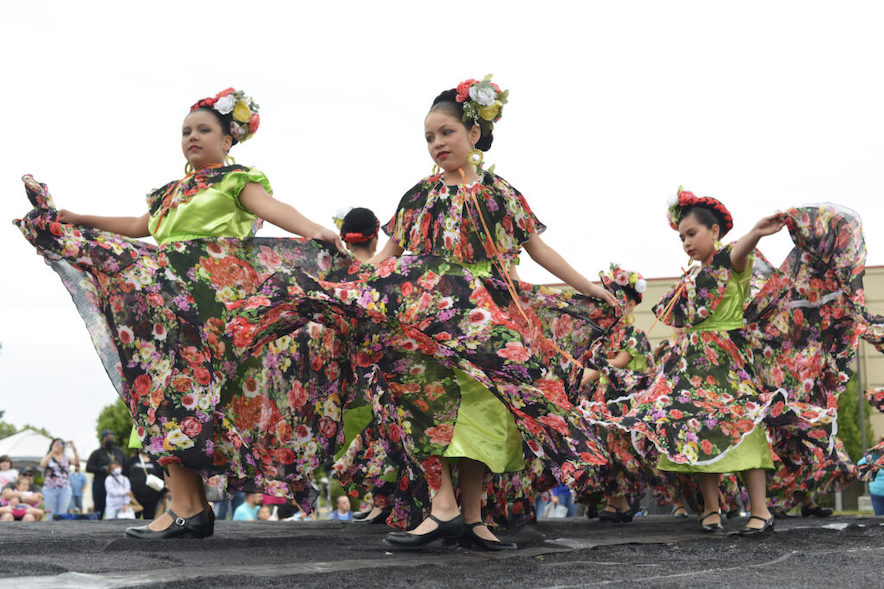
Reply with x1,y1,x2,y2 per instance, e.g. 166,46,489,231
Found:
103,460,134,519
15,88,347,539
616,189,875,536
86,430,126,519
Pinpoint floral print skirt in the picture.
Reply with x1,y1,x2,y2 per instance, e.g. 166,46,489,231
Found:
229,248,620,524
14,176,358,510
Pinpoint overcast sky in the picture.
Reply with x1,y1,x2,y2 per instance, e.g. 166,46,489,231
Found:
2,0,883,458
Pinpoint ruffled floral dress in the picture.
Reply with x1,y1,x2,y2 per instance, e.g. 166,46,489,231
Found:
230,171,619,528
14,167,355,510
618,206,871,494
583,322,660,500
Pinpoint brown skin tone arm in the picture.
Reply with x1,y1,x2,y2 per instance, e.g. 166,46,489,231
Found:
523,235,617,305
56,211,151,238
582,350,632,386
366,239,405,266
729,213,785,272
238,183,345,253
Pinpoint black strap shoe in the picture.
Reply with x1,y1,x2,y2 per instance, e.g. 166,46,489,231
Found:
125,509,213,539
385,513,464,548
737,515,775,536
801,504,833,518
364,508,392,524
698,510,724,533
457,522,518,551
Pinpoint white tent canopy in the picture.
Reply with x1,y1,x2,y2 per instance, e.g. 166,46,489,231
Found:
0,429,53,464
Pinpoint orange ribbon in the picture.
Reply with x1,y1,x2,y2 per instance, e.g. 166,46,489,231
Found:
457,168,586,370
646,267,692,335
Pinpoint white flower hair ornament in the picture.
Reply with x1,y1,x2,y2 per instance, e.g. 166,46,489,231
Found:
190,87,260,145
332,207,353,230
601,264,646,303
455,74,509,139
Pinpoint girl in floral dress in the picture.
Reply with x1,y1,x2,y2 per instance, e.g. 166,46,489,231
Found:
15,88,348,539
378,78,619,548
620,189,872,535
581,266,658,522
230,76,620,549
328,207,398,524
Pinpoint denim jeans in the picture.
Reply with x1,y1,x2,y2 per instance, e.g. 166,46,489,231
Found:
69,494,84,512
871,494,884,516
214,499,232,520
555,492,577,517
43,486,72,517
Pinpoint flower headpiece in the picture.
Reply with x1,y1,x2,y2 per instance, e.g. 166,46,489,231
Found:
332,208,349,230
666,186,734,236
601,263,647,303
190,87,260,145
455,74,508,139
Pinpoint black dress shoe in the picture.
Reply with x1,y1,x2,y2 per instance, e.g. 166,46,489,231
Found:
352,510,371,521
364,508,392,524
773,508,794,519
801,504,833,518
698,510,724,533
125,509,213,539
738,515,775,536
672,506,689,519
599,508,634,523
385,514,463,548
457,522,518,551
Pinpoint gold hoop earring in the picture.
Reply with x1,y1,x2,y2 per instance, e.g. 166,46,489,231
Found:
184,162,194,175
225,153,236,166
714,240,723,250
625,314,635,326
466,148,483,168
432,164,442,175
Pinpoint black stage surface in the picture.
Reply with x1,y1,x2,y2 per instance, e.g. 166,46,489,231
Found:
0,515,881,588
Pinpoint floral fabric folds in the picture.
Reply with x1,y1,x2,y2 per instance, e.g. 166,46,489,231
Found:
617,205,876,500
14,174,355,509
229,172,619,527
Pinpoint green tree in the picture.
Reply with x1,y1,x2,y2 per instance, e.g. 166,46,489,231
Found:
837,374,875,462
0,410,54,440
96,399,133,447
0,410,16,439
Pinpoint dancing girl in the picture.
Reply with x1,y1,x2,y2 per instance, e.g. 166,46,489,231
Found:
15,88,347,538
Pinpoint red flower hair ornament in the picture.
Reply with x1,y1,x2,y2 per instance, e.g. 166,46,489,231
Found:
190,87,260,145
666,186,734,237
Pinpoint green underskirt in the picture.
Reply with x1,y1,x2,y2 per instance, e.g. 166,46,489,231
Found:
443,368,525,473
658,427,774,473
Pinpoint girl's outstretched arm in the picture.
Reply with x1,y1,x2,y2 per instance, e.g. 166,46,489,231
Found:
523,234,617,306
57,210,151,238
729,213,784,272
581,350,632,387
239,183,345,253
366,239,405,266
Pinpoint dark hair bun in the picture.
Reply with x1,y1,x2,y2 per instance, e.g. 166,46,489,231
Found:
475,132,493,152
340,207,380,244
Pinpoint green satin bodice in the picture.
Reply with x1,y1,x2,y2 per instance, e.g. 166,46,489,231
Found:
148,168,271,245
687,255,754,333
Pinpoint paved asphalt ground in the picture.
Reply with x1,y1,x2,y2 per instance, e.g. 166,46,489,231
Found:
0,514,882,588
